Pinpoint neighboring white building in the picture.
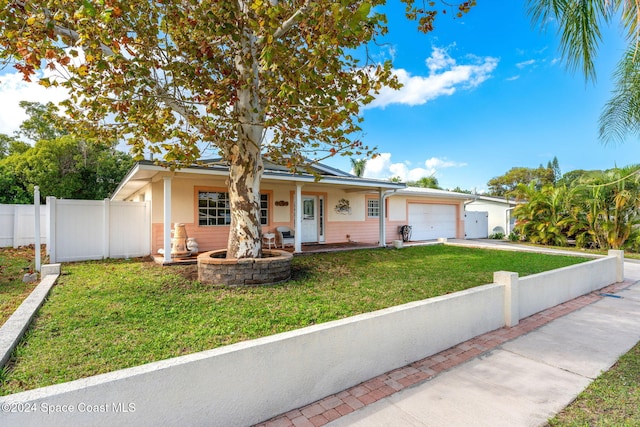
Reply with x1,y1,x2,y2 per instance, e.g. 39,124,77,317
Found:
465,195,518,237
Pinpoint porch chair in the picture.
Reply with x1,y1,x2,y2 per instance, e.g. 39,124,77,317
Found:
276,226,295,248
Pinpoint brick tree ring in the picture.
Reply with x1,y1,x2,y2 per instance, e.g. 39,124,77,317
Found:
197,249,293,286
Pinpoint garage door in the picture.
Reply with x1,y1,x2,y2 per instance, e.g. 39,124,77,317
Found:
408,204,457,241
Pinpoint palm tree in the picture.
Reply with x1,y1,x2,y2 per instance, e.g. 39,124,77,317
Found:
512,182,569,246
599,165,640,248
409,176,441,189
350,158,367,178
527,0,640,142
563,165,640,249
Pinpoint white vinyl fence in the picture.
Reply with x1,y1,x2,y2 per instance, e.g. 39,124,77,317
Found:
0,204,48,248
47,197,151,263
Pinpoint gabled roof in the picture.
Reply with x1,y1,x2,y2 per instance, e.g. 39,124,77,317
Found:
393,186,474,201
466,195,518,206
110,159,404,201
198,158,354,177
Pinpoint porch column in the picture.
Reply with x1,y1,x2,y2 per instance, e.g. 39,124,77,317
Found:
295,183,303,253
163,176,172,263
379,188,386,247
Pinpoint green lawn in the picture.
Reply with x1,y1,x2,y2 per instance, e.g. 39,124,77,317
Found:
0,245,588,395
0,246,40,325
549,341,640,426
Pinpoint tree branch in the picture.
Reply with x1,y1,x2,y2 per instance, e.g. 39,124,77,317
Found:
50,21,206,138
260,0,312,45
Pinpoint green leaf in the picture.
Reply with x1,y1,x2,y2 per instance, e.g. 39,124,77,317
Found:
83,1,97,18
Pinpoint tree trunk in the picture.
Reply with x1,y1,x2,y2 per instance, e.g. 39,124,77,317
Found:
227,20,265,259
226,139,264,259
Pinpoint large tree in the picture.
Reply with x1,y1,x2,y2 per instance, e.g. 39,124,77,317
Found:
0,135,134,202
0,101,134,202
487,164,555,196
527,0,640,143
0,0,475,259
15,100,68,142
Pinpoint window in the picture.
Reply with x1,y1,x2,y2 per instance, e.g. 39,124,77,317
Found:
199,192,231,226
259,194,268,225
367,198,380,218
198,192,269,226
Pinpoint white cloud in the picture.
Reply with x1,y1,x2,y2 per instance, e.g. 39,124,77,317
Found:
516,59,536,69
0,71,69,137
506,75,520,81
367,46,498,109
363,152,466,182
425,46,457,72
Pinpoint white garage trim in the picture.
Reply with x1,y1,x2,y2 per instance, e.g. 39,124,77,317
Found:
408,203,457,241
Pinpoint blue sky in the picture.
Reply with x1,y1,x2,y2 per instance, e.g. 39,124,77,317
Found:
1,2,638,193
327,1,640,192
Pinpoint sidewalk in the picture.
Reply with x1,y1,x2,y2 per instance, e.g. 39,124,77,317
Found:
257,257,640,427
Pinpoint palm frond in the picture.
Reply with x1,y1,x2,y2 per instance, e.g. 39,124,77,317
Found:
600,46,640,142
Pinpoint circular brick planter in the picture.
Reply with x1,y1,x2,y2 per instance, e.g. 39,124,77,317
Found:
197,249,293,286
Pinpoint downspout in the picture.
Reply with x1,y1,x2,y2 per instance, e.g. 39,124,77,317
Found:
462,196,476,239
463,194,479,206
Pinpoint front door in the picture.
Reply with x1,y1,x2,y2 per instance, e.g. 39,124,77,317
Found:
301,196,318,243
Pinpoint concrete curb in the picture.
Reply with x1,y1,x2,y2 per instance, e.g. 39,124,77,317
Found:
0,264,61,368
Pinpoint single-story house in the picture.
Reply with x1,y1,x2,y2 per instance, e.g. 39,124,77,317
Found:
111,159,473,262
465,195,518,237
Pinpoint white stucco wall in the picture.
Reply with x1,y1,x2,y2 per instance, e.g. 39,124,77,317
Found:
0,252,621,427
518,256,618,319
0,283,505,427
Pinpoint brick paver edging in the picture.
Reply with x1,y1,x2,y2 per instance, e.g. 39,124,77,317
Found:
255,280,634,427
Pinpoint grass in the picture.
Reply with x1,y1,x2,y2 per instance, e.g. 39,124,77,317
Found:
0,246,41,325
0,245,588,396
503,239,640,261
548,341,640,426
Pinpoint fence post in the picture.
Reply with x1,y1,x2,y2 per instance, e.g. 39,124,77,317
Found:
34,187,41,272
12,205,18,249
47,196,57,263
495,271,519,327
608,249,624,283
104,198,110,260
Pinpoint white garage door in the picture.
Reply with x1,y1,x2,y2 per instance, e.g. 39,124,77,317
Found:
408,204,457,241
